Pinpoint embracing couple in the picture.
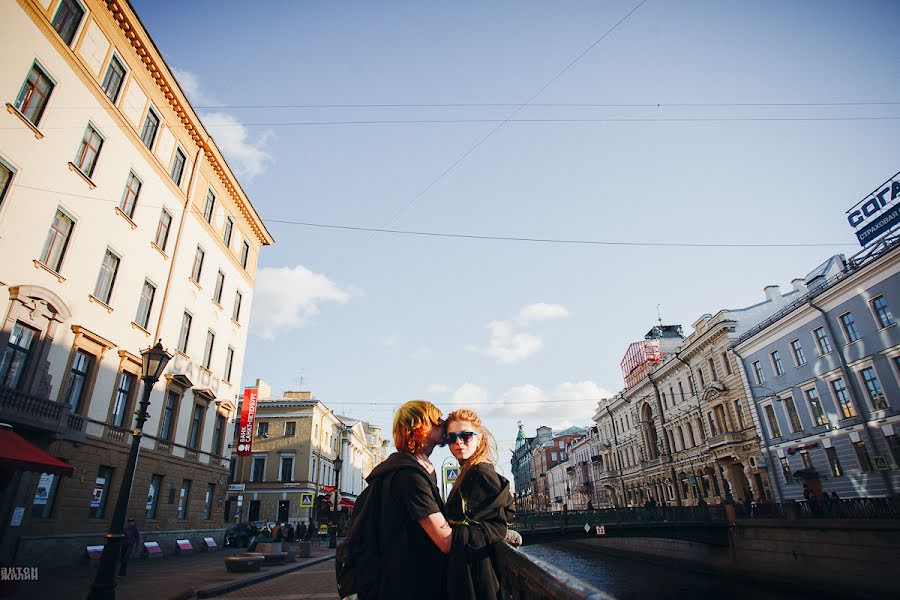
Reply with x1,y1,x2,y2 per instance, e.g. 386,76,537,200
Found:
348,400,519,600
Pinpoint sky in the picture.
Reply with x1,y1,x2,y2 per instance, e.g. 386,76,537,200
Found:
131,0,900,480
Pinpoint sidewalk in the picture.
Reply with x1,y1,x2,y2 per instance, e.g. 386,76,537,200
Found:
9,542,335,600
217,561,339,599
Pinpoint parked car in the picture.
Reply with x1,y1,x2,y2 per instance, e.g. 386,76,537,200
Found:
223,522,251,548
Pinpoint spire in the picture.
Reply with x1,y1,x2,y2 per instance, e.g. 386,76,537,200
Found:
515,421,525,448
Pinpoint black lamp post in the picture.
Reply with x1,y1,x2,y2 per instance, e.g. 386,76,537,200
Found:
88,341,171,600
329,456,343,549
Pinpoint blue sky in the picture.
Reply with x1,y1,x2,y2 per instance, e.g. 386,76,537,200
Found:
132,0,900,477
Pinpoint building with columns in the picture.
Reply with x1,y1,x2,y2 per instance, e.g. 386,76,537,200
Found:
0,0,272,565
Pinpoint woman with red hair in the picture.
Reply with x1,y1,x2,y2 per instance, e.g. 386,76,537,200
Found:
444,408,515,600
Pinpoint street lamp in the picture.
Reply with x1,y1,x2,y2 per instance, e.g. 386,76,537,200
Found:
329,456,343,549
89,341,171,600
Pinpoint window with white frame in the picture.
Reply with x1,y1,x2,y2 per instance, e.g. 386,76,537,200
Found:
790,339,806,366
813,327,832,355
202,330,215,369
224,346,234,382
771,350,785,376
240,240,250,269
177,311,192,353
51,0,84,45
782,395,802,433
233,290,242,322
14,63,54,126
870,295,894,329
101,55,126,104
752,361,766,385
830,377,856,419
279,454,294,481
154,208,172,251
93,249,120,304
763,403,781,438
191,246,204,282
0,322,37,390
39,209,74,273
74,124,103,178
859,366,888,410
224,216,234,247
803,386,828,427
839,313,860,343
135,280,156,329
213,270,225,304
257,421,269,437
118,171,141,219
203,189,215,223
721,352,733,375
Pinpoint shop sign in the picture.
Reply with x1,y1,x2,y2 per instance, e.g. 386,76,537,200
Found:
847,171,900,246
236,388,259,456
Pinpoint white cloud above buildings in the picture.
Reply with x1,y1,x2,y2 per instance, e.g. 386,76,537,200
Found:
467,302,569,363
251,265,352,339
172,67,273,181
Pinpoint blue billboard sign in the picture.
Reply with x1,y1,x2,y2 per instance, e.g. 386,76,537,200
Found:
847,171,900,246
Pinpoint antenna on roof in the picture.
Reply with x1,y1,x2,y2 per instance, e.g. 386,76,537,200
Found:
657,304,663,328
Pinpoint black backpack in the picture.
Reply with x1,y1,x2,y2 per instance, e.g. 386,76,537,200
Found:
335,470,396,599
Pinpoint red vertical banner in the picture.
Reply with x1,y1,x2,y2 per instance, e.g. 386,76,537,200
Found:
237,388,259,456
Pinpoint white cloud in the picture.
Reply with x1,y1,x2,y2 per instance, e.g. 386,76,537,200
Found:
450,383,489,407
428,384,450,393
383,334,400,348
516,303,570,323
250,265,352,339
172,68,273,181
468,303,568,364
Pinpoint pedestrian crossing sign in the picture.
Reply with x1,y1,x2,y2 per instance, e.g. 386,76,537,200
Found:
444,466,460,483
300,492,314,508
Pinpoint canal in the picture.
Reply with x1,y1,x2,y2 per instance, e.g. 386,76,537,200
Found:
521,542,846,599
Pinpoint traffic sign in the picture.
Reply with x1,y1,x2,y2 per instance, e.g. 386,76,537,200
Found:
444,466,460,483
300,492,314,508
596,525,606,536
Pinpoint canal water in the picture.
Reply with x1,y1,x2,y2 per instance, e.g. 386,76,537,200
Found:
521,542,851,600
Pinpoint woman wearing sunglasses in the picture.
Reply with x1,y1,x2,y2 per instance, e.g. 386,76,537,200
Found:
444,409,515,600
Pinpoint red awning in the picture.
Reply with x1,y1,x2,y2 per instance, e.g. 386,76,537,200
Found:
0,429,74,476
339,498,355,509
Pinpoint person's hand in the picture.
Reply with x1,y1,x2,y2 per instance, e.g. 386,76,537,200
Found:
504,529,522,548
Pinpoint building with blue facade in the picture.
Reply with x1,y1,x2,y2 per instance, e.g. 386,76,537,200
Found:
734,236,900,501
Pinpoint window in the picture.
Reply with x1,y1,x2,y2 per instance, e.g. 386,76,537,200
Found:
780,457,793,484
257,421,269,437
32,472,60,519
697,367,706,387
101,55,126,103
713,404,727,433
241,240,250,269
285,421,296,436
93,249,120,304
800,451,813,470
551,452,558,461
251,456,266,482
202,330,215,369
721,352,733,375
213,270,224,304
0,160,13,208
74,124,103,177
135,280,156,329
191,246,205,282
110,371,135,427
831,378,856,419
188,404,204,449
771,351,785,376
224,216,234,247
63,350,93,412
790,339,806,366
804,387,827,427
170,148,186,184
825,447,843,477
853,440,872,472
280,455,294,481
203,483,215,520
708,358,718,381
140,108,160,149
51,0,84,45
232,290,242,322
678,381,685,401
15,63,54,126
177,312,192,353
158,389,179,440
783,396,802,433
119,171,141,218
752,361,766,385
870,295,894,328
764,404,782,438
839,313,860,343
211,413,226,456
668,386,675,406
0,322,37,390
41,210,75,273
224,346,234,382
813,327,832,355
203,189,215,223
688,374,697,395
89,465,113,519
150,210,171,253
177,479,191,519
707,412,717,436
860,367,888,410
734,398,746,429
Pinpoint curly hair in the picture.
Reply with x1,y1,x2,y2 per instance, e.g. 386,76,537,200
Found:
393,400,443,454
445,408,497,482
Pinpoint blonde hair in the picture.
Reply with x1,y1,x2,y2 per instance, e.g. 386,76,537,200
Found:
445,408,497,482
393,400,442,454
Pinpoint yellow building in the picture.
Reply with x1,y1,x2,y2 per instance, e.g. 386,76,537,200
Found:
0,0,273,565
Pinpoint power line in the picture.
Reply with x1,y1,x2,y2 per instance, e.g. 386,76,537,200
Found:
12,183,855,249
184,101,900,110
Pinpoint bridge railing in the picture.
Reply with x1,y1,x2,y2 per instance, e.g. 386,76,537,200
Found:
496,543,614,600
512,505,726,530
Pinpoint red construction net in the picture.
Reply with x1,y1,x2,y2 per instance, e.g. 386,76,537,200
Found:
620,339,663,389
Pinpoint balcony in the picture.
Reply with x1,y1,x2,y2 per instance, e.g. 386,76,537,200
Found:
0,386,85,442
599,470,620,480
707,431,744,448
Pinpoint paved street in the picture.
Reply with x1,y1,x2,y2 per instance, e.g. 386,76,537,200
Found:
10,545,335,600
217,562,339,599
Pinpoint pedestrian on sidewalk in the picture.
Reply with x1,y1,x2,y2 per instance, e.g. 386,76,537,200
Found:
119,518,140,576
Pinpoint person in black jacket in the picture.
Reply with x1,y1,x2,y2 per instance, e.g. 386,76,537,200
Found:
444,409,515,600
359,400,452,600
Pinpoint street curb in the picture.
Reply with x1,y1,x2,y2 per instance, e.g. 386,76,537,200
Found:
188,554,335,598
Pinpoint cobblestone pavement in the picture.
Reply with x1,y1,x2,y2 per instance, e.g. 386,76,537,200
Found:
217,562,339,599
9,544,335,600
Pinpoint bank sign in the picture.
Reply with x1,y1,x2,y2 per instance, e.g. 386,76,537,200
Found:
847,171,900,246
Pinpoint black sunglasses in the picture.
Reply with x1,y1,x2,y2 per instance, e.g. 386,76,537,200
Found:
445,431,479,444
